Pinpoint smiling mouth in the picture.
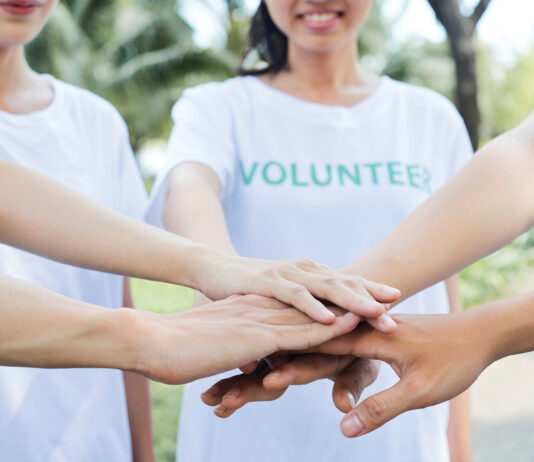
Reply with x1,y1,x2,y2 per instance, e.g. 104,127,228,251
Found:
0,1,42,9
296,11,345,22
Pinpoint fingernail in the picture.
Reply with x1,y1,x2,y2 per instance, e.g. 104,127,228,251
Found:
224,386,241,401
322,307,336,319
379,314,397,331
346,391,357,409
214,405,227,415
344,312,358,321
341,414,363,437
265,370,281,381
201,385,218,397
384,286,401,297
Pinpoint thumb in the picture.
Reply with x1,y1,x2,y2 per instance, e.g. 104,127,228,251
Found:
339,379,412,438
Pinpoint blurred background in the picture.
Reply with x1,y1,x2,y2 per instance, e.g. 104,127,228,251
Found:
27,0,534,460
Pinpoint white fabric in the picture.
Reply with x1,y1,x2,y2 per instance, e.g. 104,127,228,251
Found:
0,76,147,462
147,76,473,462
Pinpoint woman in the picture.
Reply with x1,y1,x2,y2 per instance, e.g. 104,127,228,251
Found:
0,1,394,460
147,1,473,461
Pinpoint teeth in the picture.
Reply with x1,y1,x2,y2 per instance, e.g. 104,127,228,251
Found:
305,13,337,22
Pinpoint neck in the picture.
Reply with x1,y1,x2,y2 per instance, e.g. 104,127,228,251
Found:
0,44,53,114
0,45,34,97
286,40,365,90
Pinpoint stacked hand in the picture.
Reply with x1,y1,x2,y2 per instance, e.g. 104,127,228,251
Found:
197,255,400,331
202,308,497,437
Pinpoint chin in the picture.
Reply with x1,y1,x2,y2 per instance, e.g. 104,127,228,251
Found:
295,34,354,54
0,23,43,47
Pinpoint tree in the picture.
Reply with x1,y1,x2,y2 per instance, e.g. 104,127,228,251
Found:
426,0,493,149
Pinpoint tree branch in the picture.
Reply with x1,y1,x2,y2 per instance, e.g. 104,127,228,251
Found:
470,0,492,25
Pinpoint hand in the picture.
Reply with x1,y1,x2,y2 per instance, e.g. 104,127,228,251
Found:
201,354,380,418
196,252,401,331
311,311,494,438
132,295,360,385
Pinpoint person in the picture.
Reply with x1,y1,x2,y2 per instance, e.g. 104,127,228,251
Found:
205,112,534,441
147,1,473,460
0,2,394,460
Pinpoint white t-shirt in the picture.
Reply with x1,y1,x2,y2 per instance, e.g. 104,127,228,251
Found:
0,76,147,462
147,76,473,462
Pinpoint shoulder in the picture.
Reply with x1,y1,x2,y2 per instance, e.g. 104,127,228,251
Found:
171,76,251,118
385,77,463,126
49,76,128,133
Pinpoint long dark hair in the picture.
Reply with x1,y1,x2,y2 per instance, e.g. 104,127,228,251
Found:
238,2,288,76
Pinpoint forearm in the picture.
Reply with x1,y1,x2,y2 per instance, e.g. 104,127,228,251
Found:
124,371,154,462
343,129,534,299
164,164,238,306
122,280,154,462
0,274,140,369
448,391,472,462
487,291,534,360
163,163,238,255
0,161,218,289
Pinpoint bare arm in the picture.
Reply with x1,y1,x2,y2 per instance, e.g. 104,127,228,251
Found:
445,276,472,462
0,274,360,381
122,279,155,462
0,161,398,323
344,113,534,295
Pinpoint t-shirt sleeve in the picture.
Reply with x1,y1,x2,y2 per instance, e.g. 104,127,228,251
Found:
115,121,148,222
146,85,236,228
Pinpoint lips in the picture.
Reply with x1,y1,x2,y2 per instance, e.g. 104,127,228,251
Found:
0,1,43,16
297,10,344,31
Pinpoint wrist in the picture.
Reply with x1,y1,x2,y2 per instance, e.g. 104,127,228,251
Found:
469,292,534,365
185,244,236,296
100,308,148,372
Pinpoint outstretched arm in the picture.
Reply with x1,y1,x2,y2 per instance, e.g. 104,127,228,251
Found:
344,112,534,294
0,161,398,319
0,273,359,381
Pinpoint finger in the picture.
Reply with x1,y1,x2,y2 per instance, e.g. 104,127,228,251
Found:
310,324,393,360
362,279,401,304
278,312,360,352
263,354,353,389
366,314,397,334
340,380,411,438
240,361,259,374
332,359,380,413
201,375,245,406
308,278,388,320
220,375,287,414
275,282,336,324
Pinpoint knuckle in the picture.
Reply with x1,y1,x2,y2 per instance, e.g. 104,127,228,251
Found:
404,376,433,406
262,267,280,279
298,258,315,267
290,284,308,297
323,277,339,286
297,324,316,349
363,395,389,424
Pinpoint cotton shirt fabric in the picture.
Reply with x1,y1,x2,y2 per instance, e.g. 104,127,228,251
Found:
147,75,473,462
0,76,147,462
